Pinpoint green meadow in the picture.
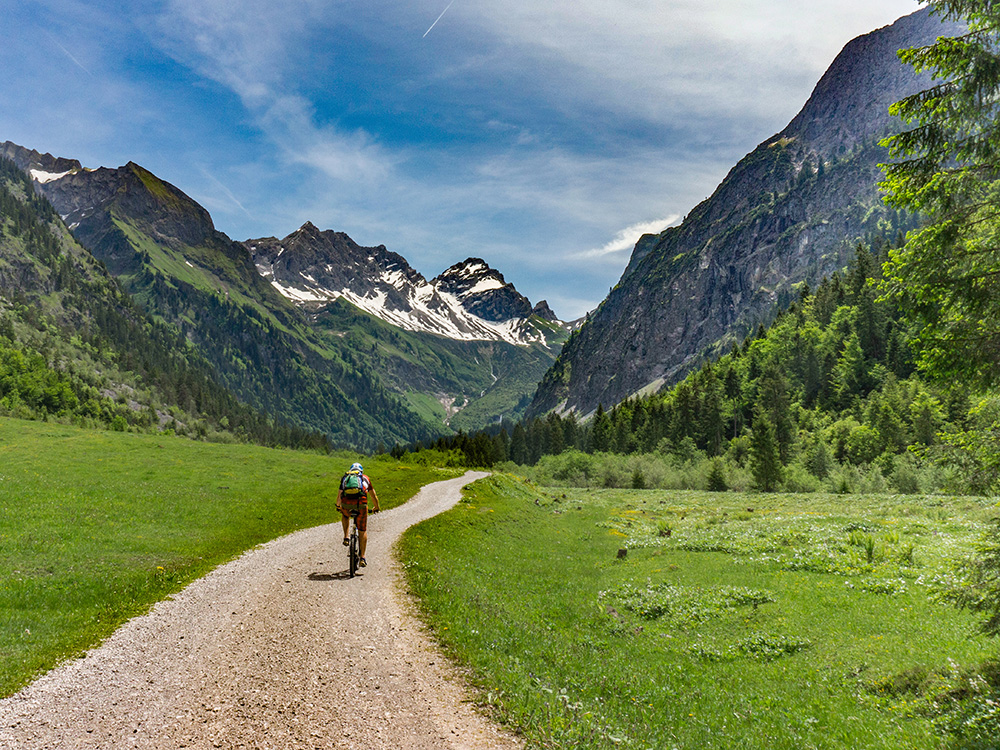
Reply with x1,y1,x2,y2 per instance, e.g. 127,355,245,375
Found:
400,475,1000,749
0,417,457,697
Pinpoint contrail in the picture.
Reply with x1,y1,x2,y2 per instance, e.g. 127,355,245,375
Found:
423,0,456,38
45,31,93,77
199,166,251,217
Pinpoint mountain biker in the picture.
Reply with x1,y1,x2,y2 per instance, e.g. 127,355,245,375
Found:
337,462,380,568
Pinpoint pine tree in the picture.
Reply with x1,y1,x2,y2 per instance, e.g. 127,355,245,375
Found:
750,413,783,492
590,404,612,453
757,366,794,463
707,458,728,492
699,363,725,456
881,1,1000,385
509,423,528,464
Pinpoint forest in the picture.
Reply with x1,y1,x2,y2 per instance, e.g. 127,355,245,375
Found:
415,242,1000,500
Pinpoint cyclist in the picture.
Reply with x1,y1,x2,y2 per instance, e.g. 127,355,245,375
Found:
337,462,380,568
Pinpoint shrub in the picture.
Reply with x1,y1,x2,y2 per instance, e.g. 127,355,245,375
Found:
782,463,821,493
707,459,728,492
891,452,922,494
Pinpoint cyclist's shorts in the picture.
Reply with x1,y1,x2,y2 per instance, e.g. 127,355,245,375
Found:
340,499,368,532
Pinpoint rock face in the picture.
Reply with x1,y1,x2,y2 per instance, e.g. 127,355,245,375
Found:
433,258,534,323
1,142,223,276
41,162,217,252
0,141,81,180
249,226,560,345
529,8,959,418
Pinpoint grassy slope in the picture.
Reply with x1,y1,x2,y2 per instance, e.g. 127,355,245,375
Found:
0,417,459,697
400,475,1000,749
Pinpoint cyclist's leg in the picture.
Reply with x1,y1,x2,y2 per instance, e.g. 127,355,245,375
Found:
358,502,369,559
340,505,350,543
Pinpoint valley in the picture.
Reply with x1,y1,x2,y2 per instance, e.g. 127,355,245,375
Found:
0,142,570,448
4,3,1000,748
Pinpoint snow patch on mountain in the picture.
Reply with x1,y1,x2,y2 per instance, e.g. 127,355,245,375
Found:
247,226,561,347
29,169,73,184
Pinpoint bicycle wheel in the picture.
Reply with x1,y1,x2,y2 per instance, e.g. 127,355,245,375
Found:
349,529,359,578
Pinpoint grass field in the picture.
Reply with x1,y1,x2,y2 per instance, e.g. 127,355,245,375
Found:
400,474,1000,749
0,417,458,697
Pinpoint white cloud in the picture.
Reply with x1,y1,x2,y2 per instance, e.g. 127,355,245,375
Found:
575,216,681,260
140,0,923,319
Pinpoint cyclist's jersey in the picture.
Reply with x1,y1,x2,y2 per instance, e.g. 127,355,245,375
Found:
340,474,373,532
340,473,373,503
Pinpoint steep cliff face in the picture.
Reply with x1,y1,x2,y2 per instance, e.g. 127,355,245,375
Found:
529,8,958,418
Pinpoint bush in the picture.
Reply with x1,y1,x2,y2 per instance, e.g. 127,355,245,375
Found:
891,452,922,495
825,463,889,494
782,463,821,493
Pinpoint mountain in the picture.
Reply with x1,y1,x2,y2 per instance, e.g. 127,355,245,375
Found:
0,143,435,449
3,140,566,440
0,153,326,447
528,8,960,419
248,223,571,429
249,224,561,345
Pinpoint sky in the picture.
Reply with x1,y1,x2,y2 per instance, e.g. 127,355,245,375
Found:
2,0,922,319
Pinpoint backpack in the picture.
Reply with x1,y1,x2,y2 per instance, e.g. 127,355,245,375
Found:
341,470,367,501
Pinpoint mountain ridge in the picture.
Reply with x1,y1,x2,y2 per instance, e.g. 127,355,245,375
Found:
1,140,565,438
248,224,564,346
528,7,958,419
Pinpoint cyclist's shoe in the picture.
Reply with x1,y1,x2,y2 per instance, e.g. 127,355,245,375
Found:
359,558,367,567
342,537,350,546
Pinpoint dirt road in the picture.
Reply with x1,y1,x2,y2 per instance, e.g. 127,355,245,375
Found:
0,471,521,749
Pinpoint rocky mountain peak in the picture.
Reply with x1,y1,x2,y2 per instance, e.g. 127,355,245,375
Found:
432,257,533,323
529,7,956,419
21,156,218,264
1,141,81,182
531,300,558,322
247,228,561,344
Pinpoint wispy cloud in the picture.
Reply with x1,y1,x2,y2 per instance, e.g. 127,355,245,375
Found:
198,165,251,216
84,0,922,319
574,216,680,260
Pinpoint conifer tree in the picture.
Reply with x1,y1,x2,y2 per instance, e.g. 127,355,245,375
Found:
881,1,1000,384
750,413,783,492
699,363,725,456
881,0,1000,637
509,422,528,464
757,366,794,462
590,404,612,453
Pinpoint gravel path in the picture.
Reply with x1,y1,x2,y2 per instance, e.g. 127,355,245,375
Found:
0,471,521,749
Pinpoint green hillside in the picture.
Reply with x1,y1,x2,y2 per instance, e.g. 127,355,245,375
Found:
48,163,437,450
313,299,570,432
0,157,323,448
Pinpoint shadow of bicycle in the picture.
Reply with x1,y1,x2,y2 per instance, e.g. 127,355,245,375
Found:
308,570,360,581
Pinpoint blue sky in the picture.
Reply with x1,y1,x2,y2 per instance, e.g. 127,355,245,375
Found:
2,0,920,319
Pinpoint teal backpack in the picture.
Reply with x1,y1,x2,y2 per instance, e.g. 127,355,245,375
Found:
341,470,367,500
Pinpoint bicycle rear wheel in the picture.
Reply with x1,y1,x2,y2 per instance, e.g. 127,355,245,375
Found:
348,529,359,578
